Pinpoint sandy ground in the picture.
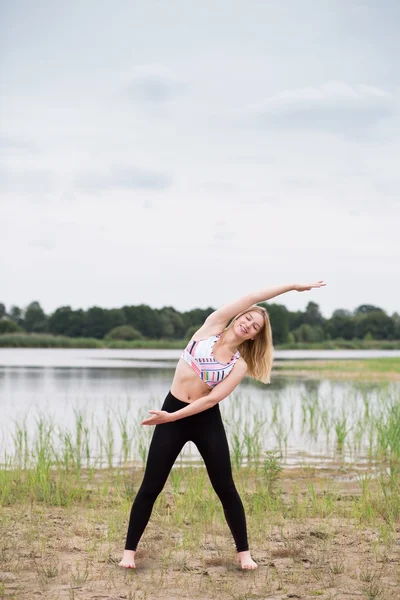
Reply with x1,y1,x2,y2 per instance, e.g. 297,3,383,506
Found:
1,469,399,600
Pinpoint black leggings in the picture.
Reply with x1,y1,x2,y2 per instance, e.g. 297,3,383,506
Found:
125,392,249,552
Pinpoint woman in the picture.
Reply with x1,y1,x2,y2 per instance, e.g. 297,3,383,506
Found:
119,281,326,570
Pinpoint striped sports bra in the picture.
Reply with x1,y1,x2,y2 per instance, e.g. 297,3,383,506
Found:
181,334,241,388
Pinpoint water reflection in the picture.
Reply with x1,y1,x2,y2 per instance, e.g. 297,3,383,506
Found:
0,362,399,468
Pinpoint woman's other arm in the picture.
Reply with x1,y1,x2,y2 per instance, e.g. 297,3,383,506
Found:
141,360,248,426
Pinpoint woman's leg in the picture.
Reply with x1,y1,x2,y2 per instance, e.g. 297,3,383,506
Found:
191,407,250,554
123,394,189,554
124,423,186,551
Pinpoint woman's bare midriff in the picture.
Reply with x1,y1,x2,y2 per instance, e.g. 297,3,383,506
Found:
170,359,214,404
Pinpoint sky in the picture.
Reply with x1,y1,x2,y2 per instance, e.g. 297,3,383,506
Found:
1,0,399,319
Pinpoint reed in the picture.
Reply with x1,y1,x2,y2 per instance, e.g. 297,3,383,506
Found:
2,385,399,474
0,385,399,551
261,450,282,498
0,333,185,349
0,333,103,348
333,413,350,454
2,332,400,351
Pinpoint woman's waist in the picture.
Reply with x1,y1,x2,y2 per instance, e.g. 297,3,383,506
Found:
169,382,211,404
171,361,213,402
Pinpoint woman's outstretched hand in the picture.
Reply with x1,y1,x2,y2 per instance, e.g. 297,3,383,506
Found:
141,410,172,426
294,281,326,292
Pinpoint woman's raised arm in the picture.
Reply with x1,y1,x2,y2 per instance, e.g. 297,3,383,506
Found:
204,281,326,328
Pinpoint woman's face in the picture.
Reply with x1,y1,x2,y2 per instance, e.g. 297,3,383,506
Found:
234,310,265,341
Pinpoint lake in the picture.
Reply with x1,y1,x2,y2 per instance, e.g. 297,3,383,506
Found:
0,349,399,469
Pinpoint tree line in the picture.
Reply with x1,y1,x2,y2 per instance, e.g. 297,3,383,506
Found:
0,301,399,344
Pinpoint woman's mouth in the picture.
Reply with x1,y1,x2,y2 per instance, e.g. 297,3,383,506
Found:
239,324,247,334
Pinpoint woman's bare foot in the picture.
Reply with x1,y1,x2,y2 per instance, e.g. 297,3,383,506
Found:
119,549,136,569
238,550,258,570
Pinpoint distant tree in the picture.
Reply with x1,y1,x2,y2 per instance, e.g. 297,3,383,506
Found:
0,319,23,334
288,309,305,331
122,305,162,338
24,301,48,333
327,309,355,340
392,312,400,339
354,304,384,316
261,302,289,344
287,303,325,334
9,306,24,327
354,311,395,340
286,332,295,344
184,324,202,340
82,307,113,339
0,304,5,319
158,307,185,339
159,312,174,338
293,324,325,343
332,309,352,319
108,308,126,330
105,325,143,341
181,307,214,331
304,302,324,326
48,306,86,337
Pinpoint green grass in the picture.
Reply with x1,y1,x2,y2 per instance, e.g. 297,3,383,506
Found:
1,453,398,532
274,357,400,374
278,339,400,350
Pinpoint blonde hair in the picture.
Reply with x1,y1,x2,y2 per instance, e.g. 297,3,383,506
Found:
226,305,273,383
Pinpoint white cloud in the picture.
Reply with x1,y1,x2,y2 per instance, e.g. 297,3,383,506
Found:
237,81,397,137
264,82,390,104
122,63,190,105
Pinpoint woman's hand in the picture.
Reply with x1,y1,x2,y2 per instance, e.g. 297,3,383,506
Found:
141,410,173,426
294,281,326,292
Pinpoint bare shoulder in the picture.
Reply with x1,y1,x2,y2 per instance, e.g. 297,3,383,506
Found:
236,357,248,373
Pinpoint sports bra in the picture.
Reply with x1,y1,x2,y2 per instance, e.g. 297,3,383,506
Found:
181,333,241,388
